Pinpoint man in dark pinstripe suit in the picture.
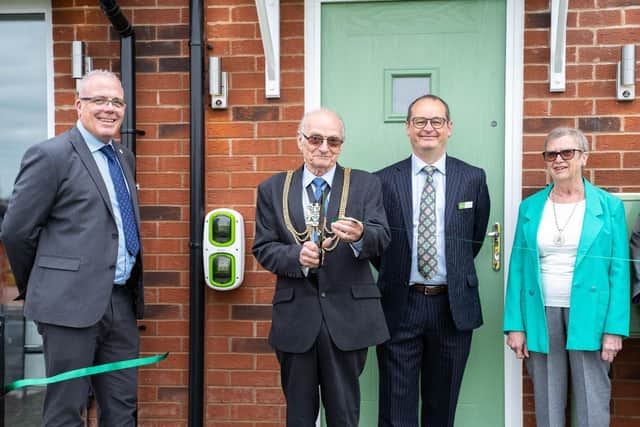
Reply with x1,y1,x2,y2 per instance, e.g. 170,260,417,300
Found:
374,95,491,427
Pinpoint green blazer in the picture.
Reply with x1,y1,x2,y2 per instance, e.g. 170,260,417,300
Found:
503,179,630,353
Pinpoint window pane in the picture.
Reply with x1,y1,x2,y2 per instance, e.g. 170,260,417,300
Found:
0,13,48,225
392,76,431,115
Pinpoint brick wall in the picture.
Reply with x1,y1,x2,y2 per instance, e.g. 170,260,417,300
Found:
523,1,640,426
52,0,197,424
0,0,637,425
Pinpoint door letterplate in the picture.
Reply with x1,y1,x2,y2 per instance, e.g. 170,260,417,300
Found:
486,222,501,271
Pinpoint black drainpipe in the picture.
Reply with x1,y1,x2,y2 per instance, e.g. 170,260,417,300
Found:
99,0,143,154
188,0,205,426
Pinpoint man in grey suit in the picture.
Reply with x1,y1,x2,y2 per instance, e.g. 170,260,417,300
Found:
374,95,490,427
253,108,390,426
2,70,143,426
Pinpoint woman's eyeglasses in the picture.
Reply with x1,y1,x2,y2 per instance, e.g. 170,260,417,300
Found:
541,149,583,162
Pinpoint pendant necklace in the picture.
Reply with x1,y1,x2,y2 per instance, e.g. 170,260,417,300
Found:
550,192,579,246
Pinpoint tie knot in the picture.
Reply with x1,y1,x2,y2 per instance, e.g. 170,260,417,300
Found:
424,165,436,176
100,144,117,161
312,177,326,190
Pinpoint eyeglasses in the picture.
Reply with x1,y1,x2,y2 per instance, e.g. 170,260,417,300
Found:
79,96,126,109
409,116,448,129
300,132,344,149
541,149,583,162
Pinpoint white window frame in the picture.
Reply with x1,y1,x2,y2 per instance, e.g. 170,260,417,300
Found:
3,0,55,139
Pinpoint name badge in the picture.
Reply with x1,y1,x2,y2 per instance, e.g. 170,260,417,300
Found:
457,201,473,210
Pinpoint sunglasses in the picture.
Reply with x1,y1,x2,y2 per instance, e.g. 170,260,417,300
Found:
541,149,583,162
300,132,344,149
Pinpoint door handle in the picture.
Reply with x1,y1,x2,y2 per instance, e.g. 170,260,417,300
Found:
486,222,501,271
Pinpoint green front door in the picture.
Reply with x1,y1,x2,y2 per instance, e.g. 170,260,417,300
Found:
320,1,506,425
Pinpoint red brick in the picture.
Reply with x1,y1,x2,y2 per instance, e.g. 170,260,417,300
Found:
207,387,255,403
138,402,181,417
209,23,256,39
578,81,615,98
206,189,255,204
587,152,621,168
550,100,594,116
579,9,622,27
230,371,279,387
207,122,255,138
139,369,184,386
207,320,253,337
598,27,640,45
623,153,640,168
596,100,640,116
595,170,640,186
256,388,285,404
132,8,182,25
209,354,255,370
53,9,85,25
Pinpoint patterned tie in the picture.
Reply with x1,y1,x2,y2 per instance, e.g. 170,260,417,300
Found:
417,165,437,280
312,177,327,202
100,144,140,256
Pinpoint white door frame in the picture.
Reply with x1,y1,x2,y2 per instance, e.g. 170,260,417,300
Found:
304,1,525,426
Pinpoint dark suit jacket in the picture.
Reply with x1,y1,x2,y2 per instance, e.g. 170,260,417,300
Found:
1,127,144,327
253,164,390,353
374,155,490,334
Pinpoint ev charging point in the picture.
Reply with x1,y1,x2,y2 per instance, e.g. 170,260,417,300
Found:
203,208,245,291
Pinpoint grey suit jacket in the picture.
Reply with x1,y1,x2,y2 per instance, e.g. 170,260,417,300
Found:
374,156,490,334
253,164,390,353
1,127,144,327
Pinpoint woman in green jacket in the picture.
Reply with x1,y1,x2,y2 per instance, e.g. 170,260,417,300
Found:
503,127,630,427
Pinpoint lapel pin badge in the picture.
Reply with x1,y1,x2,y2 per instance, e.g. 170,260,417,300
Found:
457,201,473,209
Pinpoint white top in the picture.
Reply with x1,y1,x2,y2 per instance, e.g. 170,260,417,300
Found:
409,153,447,285
537,198,586,307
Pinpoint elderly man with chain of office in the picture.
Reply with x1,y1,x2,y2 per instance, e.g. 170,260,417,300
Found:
253,108,390,426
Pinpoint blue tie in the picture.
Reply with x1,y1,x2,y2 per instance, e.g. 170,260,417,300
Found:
100,144,140,256
312,177,327,202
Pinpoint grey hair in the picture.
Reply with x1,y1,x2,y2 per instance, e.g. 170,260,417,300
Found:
298,108,346,140
544,127,589,153
76,70,123,96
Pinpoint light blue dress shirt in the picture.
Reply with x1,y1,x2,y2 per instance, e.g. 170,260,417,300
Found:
410,153,447,285
77,120,136,285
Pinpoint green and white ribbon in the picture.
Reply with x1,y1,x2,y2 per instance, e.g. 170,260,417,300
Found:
4,352,169,394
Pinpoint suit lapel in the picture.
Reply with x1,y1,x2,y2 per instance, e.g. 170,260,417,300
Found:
575,181,603,269
444,156,460,230
288,166,306,236
394,158,413,246
69,127,115,218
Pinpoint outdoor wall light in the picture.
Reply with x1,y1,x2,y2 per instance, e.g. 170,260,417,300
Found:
209,56,228,109
71,41,92,90
617,44,636,101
